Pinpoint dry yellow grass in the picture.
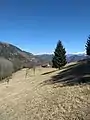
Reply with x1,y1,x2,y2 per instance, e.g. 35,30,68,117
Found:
0,65,90,120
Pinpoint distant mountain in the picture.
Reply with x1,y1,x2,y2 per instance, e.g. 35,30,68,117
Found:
66,54,87,63
0,42,37,71
35,54,53,64
0,42,34,59
36,53,88,64
0,41,89,72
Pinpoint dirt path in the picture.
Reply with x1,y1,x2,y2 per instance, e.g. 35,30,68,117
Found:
0,67,90,120
0,68,58,120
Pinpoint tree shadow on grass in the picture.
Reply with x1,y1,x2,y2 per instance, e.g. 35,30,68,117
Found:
41,63,78,76
41,61,90,87
41,70,58,75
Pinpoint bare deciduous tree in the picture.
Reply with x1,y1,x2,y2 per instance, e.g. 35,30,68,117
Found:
0,57,13,83
25,62,36,78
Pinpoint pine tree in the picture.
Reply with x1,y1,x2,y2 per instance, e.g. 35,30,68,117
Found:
85,35,90,56
52,40,67,69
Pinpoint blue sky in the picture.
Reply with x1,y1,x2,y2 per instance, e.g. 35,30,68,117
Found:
0,0,90,54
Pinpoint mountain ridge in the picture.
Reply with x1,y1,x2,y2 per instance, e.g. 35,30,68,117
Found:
0,42,37,71
0,42,88,71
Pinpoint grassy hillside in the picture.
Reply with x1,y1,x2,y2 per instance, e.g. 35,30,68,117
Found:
0,61,90,120
42,60,90,86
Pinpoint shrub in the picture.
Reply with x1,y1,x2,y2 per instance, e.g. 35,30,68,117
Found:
0,57,13,81
12,59,22,72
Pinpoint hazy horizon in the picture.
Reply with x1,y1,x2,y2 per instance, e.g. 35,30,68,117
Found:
0,40,86,55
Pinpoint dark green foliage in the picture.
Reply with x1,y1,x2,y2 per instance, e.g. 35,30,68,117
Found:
52,40,67,69
0,57,13,81
85,35,90,55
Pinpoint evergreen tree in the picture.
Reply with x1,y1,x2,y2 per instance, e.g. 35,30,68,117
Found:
52,40,67,69
85,35,90,55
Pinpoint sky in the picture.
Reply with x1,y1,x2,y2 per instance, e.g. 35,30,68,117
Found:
0,0,90,54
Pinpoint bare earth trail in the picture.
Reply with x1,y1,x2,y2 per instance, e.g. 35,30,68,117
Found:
0,67,90,120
